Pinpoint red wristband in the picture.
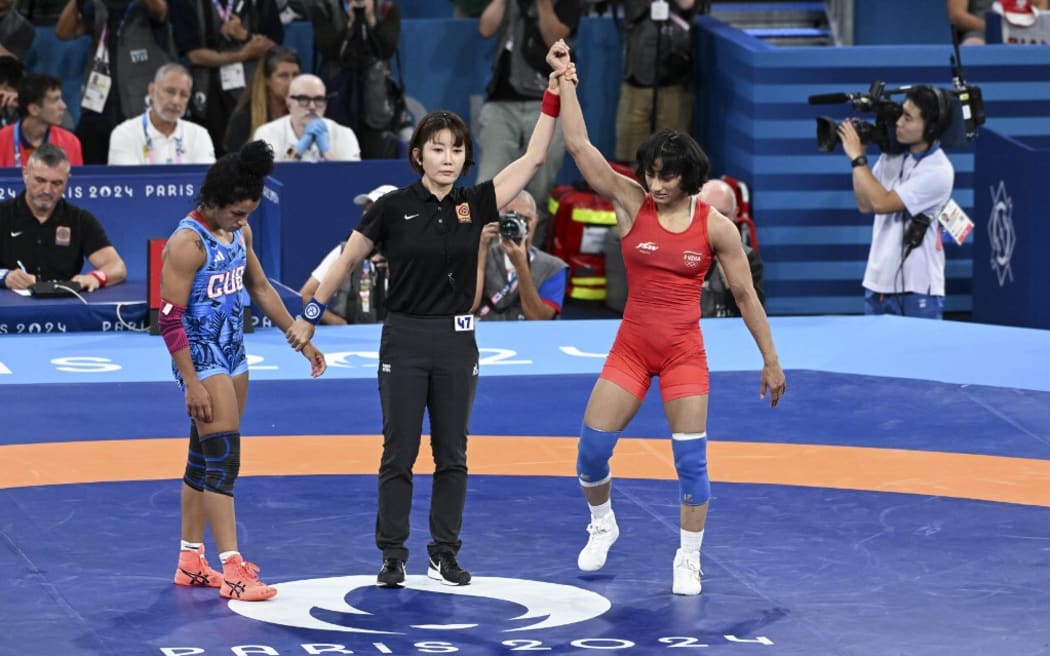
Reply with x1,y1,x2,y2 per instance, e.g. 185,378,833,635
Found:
89,269,108,287
541,89,560,118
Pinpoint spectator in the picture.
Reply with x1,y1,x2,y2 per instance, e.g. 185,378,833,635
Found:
223,45,301,154
169,0,282,155
476,0,581,209
0,144,126,290
948,0,1048,44
298,183,397,325
308,0,402,159
475,189,567,320
0,73,83,166
108,63,215,165
614,0,696,165
252,74,362,162
55,0,174,164
838,85,955,319
0,0,34,59
0,55,22,127
698,179,765,318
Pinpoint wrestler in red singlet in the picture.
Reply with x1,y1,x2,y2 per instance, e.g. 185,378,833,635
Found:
599,194,714,402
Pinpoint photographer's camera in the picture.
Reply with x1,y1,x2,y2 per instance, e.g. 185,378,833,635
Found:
499,212,528,242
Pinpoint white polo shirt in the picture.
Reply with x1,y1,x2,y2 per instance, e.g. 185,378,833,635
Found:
107,112,216,165
251,116,362,163
865,146,954,296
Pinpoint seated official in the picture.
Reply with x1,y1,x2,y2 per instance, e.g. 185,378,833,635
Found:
0,144,126,292
252,74,361,162
475,189,568,320
108,63,216,165
298,183,397,324
698,179,764,318
0,73,83,167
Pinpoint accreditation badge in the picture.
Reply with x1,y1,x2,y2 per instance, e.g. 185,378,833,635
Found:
55,226,71,247
81,70,112,113
219,63,246,91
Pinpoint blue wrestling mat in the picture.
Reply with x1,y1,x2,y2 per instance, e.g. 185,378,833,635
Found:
2,316,1049,655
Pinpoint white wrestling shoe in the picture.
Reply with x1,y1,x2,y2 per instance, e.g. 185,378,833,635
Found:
577,512,619,571
671,548,702,595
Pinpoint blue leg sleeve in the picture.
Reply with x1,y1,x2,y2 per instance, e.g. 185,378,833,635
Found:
672,432,710,505
576,424,621,487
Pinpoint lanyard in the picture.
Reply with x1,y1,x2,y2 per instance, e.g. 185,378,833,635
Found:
13,121,49,168
212,0,244,23
94,3,138,63
478,250,533,317
142,112,185,164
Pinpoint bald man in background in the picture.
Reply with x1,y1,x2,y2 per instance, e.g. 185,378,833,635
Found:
698,179,765,318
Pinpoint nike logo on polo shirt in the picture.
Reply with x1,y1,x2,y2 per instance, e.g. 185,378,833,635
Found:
404,213,419,220
10,231,22,238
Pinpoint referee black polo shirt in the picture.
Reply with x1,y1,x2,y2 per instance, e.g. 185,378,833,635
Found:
356,180,498,316
0,192,112,281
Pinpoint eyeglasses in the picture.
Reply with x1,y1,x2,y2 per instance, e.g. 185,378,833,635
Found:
289,95,327,108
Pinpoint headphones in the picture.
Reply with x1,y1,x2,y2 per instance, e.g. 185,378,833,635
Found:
921,86,951,144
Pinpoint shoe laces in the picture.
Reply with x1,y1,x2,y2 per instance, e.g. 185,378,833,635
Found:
676,553,703,577
436,554,461,571
229,559,262,583
586,517,613,537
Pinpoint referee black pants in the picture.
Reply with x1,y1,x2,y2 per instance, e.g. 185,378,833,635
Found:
375,312,479,563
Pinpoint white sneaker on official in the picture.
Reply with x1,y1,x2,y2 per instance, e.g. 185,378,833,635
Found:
577,513,619,571
672,548,702,595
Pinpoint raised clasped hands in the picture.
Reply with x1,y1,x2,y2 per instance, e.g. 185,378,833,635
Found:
545,39,578,91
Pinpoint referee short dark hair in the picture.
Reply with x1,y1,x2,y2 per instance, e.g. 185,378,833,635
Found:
408,110,474,176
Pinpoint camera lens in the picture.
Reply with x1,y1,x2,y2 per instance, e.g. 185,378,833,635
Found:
499,212,527,241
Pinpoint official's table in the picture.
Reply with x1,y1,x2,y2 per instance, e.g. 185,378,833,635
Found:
0,281,148,334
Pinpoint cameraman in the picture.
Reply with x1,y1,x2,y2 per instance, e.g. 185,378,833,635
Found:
838,85,954,320
475,189,568,320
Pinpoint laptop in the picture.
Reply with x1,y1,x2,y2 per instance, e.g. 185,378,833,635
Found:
29,280,83,298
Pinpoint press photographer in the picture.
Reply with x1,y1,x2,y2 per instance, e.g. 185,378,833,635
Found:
837,85,955,319
475,190,568,321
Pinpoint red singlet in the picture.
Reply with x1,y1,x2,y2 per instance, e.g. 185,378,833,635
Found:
599,194,714,402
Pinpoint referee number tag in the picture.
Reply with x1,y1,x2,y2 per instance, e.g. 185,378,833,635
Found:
454,314,475,332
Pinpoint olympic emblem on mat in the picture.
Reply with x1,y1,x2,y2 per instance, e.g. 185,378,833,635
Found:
228,576,610,634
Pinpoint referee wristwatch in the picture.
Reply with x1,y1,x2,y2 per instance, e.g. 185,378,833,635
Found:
851,155,868,168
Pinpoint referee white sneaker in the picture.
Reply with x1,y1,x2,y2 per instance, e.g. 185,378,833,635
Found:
577,512,619,571
672,548,702,596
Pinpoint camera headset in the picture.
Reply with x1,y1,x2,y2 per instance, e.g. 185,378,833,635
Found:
916,85,951,146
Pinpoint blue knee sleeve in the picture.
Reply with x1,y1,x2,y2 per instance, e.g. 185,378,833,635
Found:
199,431,240,497
672,432,710,505
183,423,206,491
576,424,621,487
